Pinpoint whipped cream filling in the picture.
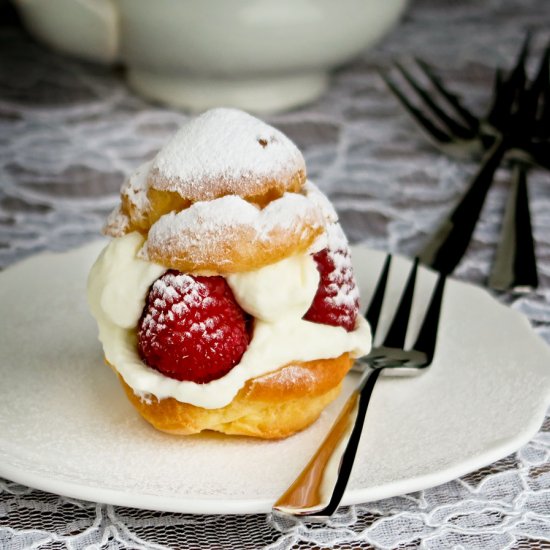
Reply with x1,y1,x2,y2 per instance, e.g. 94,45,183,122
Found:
87,232,372,409
226,253,320,321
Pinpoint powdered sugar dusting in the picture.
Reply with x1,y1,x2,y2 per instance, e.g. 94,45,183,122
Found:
258,364,316,388
303,181,338,224
258,193,320,237
140,191,324,264
103,205,130,237
141,272,210,338
141,195,259,261
122,160,152,213
325,222,349,253
103,161,153,235
305,181,338,253
325,226,360,311
150,108,305,199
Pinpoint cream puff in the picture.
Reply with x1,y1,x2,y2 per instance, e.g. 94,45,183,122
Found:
88,108,371,439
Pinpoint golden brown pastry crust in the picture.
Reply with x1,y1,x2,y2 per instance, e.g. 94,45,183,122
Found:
117,353,353,439
149,168,306,208
142,209,324,275
110,171,306,238
105,168,318,274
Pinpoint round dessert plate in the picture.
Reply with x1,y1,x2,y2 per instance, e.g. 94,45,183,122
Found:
1,241,549,514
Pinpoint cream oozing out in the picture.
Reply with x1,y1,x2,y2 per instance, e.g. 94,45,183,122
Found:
226,253,320,321
87,232,372,409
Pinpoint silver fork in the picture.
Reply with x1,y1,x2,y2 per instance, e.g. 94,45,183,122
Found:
381,36,549,290
381,36,550,169
489,57,549,291
272,256,446,518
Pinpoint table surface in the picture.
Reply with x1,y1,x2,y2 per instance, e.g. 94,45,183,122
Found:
1,0,550,549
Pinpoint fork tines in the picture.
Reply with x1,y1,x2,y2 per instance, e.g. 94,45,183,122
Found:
527,40,550,140
485,33,531,129
380,60,478,152
367,255,446,366
382,34,550,160
382,35,550,292
415,58,479,131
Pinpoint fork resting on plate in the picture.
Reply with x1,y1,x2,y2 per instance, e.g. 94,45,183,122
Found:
273,256,446,518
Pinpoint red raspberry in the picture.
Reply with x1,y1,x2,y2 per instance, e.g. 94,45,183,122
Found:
138,271,251,384
304,227,359,332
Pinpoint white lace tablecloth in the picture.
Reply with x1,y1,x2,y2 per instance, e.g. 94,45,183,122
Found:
1,0,550,548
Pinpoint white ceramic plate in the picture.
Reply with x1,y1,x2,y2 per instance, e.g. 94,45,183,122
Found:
1,241,549,514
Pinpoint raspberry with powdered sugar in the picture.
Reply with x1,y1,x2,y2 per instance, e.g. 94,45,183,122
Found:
304,224,360,332
138,271,251,383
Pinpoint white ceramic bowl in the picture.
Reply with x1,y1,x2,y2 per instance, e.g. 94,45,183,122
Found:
14,0,408,113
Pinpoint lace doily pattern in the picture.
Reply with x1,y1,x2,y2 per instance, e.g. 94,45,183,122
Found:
1,0,550,548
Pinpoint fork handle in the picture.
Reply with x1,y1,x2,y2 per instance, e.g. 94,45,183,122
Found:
419,138,509,274
488,162,538,291
272,367,382,518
